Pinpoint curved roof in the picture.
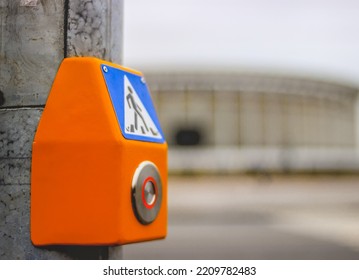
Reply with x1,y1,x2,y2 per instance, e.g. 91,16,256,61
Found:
146,72,358,100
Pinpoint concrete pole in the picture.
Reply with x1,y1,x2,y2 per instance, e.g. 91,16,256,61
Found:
355,92,359,162
0,0,123,259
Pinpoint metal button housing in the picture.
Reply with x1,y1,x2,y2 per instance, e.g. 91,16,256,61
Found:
132,161,162,225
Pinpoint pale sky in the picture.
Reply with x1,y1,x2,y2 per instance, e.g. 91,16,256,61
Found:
124,0,359,86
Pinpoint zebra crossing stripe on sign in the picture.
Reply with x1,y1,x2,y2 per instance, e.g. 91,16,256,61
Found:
102,64,165,143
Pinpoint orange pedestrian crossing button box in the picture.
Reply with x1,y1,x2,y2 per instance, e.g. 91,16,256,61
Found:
31,57,167,246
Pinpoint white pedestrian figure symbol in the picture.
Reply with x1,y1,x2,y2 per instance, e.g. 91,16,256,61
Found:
125,84,158,136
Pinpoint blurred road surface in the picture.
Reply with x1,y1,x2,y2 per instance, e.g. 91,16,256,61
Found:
123,175,359,259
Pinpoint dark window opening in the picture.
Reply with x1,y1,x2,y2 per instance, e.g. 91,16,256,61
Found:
174,128,202,146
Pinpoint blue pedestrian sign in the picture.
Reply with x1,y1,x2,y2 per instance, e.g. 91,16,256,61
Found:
102,64,165,144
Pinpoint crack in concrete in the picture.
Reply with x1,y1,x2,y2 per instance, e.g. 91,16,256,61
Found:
0,199,7,207
0,106,44,111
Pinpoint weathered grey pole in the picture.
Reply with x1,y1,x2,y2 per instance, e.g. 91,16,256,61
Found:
0,0,123,259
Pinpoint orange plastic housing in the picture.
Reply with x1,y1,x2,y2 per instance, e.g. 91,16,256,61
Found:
31,57,167,246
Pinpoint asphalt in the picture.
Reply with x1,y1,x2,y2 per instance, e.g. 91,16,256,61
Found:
123,175,359,259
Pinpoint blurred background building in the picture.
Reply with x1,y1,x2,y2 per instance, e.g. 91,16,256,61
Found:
146,73,359,173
